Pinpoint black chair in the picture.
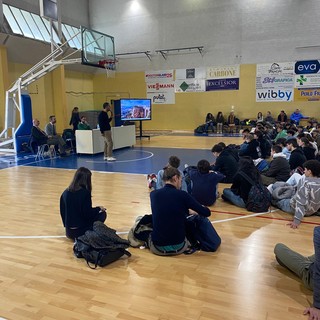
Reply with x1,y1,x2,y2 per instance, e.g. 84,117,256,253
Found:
62,129,76,151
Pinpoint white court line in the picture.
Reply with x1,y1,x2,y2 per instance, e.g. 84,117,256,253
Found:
0,233,128,239
86,150,154,163
0,210,278,239
212,209,278,224
0,235,66,239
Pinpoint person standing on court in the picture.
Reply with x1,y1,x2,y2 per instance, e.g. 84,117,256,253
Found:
98,102,116,161
69,107,81,132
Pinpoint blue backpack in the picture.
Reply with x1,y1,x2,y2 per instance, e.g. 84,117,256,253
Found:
256,159,269,173
185,215,221,252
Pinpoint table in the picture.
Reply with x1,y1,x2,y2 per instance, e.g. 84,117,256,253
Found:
75,126,136,154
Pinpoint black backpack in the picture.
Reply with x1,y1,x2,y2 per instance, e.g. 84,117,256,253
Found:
194,124,205,134
73,221,131,269
128,214,153,247
239,172,271,213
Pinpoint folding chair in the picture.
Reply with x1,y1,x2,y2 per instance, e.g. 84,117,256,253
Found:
35,144,56,160
62,129,76,152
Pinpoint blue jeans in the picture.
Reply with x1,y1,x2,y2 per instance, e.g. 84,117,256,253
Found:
222,188,246,208
275,198,294,214
204,122,215,132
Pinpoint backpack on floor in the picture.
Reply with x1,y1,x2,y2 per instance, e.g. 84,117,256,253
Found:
255,159,269,173
185,215,221,252
128,214,153,247
194,124,206,134
239,172,271,213
73,221,131,269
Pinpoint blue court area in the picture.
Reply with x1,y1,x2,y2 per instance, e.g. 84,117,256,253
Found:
0,146,213,174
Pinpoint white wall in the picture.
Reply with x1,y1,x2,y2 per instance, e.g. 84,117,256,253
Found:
88,0,320,72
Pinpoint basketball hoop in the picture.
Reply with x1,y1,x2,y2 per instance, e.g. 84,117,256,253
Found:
99,59,118,78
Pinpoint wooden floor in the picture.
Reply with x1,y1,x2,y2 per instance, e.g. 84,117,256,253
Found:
0,134,318,320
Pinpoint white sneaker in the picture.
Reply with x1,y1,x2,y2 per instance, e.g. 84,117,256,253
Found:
106,157,116,161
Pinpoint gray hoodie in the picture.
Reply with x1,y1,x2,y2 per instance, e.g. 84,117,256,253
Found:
290,176,320,225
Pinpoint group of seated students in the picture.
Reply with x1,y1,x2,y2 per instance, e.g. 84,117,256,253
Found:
199,111,239,134
58,109,320,318
199,108,313,134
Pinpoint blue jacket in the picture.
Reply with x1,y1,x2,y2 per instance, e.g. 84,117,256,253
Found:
150,184,210,246
290,112,306,124
187,167,225,206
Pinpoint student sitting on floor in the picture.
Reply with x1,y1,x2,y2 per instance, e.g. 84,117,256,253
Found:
211,144,239,183
260,145,291,186
222,156,262,208
274,226,320,319
60,167,107,239
148,155,187,191
238,134,261,159
270,160,320,229
184,159,225,206
149,167,221,256
204,113,216,133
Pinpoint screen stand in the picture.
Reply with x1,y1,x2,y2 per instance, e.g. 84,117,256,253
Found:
136,121,150,140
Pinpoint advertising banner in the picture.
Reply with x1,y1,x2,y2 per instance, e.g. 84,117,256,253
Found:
175,67,206,80
256,89,293,102
175,79,206,92
295,60,320,75
145,70,174,82
256,62,294,76
206,78,239,91
146,81,175,104
147,92,175,104
294,74,320,88
206,65,239,79
256,75,294,90
294,88,320,101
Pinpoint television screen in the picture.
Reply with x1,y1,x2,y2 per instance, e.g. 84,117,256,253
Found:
120,99,151,121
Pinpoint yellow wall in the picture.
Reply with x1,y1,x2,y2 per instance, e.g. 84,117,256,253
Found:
7,62,54,130
3,62,320,133
65,70,94,116
93,65,320,131
5,63,94,133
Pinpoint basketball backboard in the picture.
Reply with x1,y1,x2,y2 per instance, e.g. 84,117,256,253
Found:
81,26,115,69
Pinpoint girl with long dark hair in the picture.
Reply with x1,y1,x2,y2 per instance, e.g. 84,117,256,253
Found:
60,167,107,239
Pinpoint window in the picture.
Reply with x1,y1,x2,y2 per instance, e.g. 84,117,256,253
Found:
3,4,60,45
2,3,104,56
3,5,23,35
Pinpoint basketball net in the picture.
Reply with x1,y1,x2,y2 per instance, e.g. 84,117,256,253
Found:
100,59,118,78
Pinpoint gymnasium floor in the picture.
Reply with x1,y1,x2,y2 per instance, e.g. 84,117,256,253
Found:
0,133,319,320
0,146,212,174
